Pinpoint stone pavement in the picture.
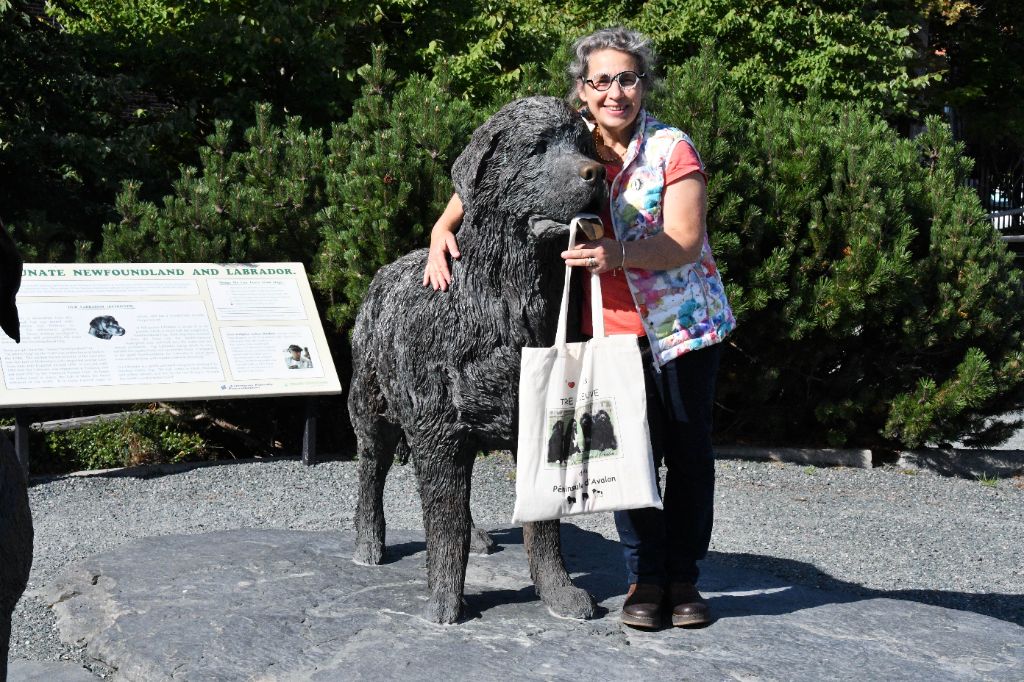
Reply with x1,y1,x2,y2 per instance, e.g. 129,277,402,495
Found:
10,526,1024,681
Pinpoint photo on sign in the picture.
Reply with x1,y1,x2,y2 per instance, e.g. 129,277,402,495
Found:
87,314,127,340
220,326,324,380
285,344,313,369
544,398,620,468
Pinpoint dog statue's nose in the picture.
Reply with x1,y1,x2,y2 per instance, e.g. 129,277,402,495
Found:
579,161,606,185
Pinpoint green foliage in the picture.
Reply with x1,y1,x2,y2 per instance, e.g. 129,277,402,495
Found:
648,46,749,304
416,0,584,104
8,1,1024,451
976,471,999,487
651,53,1023,449
925,0,1024,159
43,0,582,124
3,0,586,260
634,0,936,115
490,43,576,106
45,0,202,39
47,0,370,127
315,47,480,330
40,411,209,472
10,0,486,260
0,4,157,258
100,103,326,264
101,46,480,334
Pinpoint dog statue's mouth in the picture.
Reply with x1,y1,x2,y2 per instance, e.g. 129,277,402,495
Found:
528,214,605,241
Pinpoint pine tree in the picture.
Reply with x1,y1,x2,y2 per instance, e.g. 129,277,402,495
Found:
652,51,1024,448
94,43,1024,450
314,45,481,330
100,103,326,264
883,119,1024,447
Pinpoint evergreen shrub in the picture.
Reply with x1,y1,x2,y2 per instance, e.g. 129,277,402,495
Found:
315,47,480,329
652,50,1024,448
98,46,1024,450
100,103,326,264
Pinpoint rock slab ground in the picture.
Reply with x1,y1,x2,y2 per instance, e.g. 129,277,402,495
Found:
14,526,1023,681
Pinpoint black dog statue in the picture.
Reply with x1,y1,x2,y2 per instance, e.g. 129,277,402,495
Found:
350,96,605,624
0,219,31,681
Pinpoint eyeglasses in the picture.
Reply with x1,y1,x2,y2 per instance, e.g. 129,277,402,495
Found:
582,70,646,92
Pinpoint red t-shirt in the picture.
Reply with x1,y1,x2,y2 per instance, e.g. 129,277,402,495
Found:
582,139,706,337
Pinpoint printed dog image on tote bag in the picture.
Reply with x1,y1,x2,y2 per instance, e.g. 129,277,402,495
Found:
512,216,662,523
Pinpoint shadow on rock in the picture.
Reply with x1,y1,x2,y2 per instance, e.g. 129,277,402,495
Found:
485,524,1023,628
377,539,426,564
707,551,1024,627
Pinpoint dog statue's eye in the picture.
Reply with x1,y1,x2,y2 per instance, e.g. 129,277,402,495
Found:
533,140,548,155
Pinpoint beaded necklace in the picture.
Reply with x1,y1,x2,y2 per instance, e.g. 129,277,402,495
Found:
591,126,623,164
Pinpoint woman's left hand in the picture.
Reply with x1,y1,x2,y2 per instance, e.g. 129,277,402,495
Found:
561,238,623,274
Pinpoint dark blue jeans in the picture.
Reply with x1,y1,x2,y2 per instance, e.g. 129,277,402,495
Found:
614,341,721,587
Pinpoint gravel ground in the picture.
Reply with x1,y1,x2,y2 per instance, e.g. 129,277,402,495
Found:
10,453,1024,674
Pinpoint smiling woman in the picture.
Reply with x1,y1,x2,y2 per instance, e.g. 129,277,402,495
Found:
420,26,735,632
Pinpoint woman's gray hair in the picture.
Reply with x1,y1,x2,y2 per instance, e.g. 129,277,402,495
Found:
566,27,659,104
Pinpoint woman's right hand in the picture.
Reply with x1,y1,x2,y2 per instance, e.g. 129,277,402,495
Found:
423,193,465,291
424,227,461,291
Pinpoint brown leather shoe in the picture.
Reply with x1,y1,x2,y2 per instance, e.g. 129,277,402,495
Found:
667,582,711,627
621,583,664,629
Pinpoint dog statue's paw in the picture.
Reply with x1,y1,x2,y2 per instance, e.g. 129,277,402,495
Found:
468,527,496,556
541,585,595,621
352,538,385,566
422,591,464,625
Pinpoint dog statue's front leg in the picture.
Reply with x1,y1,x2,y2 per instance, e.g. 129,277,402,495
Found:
414,447,474,624
524,520,595,620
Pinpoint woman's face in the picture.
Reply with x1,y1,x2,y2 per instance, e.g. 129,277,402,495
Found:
575,48,644,142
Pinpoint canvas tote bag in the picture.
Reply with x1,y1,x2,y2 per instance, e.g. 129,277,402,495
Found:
511,218,662,524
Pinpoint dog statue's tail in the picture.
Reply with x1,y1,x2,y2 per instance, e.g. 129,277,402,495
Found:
0,218,22,343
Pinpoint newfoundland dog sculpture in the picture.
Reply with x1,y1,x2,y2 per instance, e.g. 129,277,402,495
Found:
0,219,30,680
349,96,605,624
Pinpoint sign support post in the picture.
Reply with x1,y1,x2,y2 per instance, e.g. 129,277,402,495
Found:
302,396,318,466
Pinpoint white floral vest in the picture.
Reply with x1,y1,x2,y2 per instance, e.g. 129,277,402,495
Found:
596,111,736,367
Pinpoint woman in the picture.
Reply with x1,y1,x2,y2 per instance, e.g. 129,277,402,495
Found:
424,27,735,629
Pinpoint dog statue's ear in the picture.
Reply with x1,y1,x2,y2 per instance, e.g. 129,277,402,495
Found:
452,125,502,210
527,216,570,240
0,218,22,343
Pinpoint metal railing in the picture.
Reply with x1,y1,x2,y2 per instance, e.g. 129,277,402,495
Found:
996,208,1024,241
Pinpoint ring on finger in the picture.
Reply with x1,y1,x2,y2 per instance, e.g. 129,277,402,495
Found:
587,256,597,268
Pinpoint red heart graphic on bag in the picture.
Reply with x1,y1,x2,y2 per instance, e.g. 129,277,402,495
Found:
568,381,575,388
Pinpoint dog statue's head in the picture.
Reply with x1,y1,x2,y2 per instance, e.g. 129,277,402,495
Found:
452,97,607,245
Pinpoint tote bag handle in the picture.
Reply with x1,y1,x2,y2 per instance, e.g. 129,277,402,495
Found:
554,216,605,346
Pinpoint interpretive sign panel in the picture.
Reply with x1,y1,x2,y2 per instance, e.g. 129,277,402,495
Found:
0,263,341,407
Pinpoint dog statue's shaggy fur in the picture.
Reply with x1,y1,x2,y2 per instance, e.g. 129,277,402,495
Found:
349,96,605,624
0,219,30,680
